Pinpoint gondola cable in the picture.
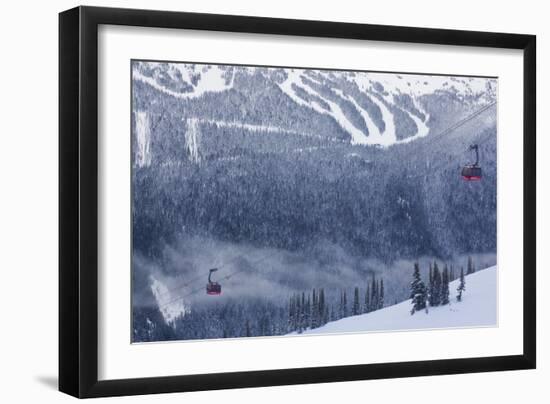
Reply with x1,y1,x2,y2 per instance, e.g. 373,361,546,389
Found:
151,244,268,301
145,248,281,316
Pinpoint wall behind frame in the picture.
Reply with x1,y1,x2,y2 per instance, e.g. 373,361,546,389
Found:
0,0,545,403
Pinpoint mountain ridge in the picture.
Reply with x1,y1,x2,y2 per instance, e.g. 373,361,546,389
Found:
132,61,497,154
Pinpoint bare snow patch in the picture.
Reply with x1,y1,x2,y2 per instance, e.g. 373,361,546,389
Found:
150,275,188,325
185,118,201,164
133,64,233,99
135,111,152,167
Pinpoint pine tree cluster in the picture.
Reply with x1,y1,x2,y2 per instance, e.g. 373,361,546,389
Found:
287,275,385,333
428,261,451,307
288,288,329,333
363,276,385,314
410,257,474,315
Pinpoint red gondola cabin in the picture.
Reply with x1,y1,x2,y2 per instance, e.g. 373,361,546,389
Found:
206,268,221,295
461,165,482,181
461,144,482,181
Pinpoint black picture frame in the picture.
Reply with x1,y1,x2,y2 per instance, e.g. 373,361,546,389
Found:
59,5,536,398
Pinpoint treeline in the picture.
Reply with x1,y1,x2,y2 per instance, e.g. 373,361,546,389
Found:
133,298,289,342
287,275,385,334
288,288,328,333
133,276,388,342
410,257,474,314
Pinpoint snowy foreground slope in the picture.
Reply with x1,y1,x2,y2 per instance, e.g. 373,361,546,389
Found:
298,266,497,335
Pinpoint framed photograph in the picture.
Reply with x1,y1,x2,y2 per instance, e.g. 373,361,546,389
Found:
59,6,536,398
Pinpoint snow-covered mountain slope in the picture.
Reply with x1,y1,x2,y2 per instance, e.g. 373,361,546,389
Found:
133,62,233,99
276,69,436,145
299,266,497,335
353,71,497,103
132,61,497,148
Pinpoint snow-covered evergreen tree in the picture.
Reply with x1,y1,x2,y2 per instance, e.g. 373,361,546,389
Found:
353,287,360,315
339,290,345,319
288,294,296,331
429,261,442,306
441,265,450,305
428,262,434,306
297,293,303,333
343,290,348,317
364,285,370,314
467,256,475,275
311,288,318,329
410,262,427,315
457,267,466,302
319,288,327,325
304,293,310,330
371,276,378,312
379,279,385,309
